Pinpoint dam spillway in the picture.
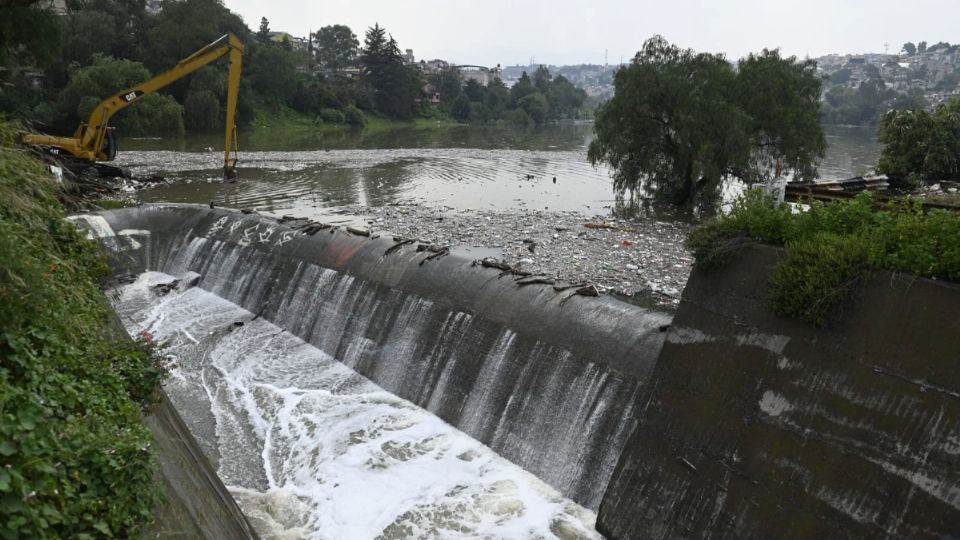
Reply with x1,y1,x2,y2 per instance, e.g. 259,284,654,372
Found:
83,204,671,538
77,204,960,538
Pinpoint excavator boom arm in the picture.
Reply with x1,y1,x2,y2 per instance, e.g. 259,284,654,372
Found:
25,33,244,176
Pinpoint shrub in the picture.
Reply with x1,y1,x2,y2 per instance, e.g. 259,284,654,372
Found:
687,190,960,325
318,108,345,124
0,122,165,537
343,105,365,128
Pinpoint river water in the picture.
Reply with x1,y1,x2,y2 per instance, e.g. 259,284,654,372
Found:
119,123,881,222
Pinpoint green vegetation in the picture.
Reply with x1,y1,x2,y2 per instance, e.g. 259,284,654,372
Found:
359,24,423,120
62,55,185,137
821,73,926,126
821,40,960,126
0,0,458,139
687,190,960,325
589,36,824,208
430,65,588,125
877,96,960,188
314,25,359,71
0,121,166,537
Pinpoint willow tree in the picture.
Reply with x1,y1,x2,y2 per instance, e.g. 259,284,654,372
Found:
589,36,824,207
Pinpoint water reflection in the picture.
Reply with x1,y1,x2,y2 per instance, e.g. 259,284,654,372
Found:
122,122,882,223
819,124,882,181
121,123,596,153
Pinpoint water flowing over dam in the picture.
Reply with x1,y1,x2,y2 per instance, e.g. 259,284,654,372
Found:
82,204,670,538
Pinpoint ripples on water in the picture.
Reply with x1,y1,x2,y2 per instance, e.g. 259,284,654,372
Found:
119,123,883,223
122,146,616,216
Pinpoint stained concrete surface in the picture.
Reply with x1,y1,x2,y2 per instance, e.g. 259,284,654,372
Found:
598,243,960,539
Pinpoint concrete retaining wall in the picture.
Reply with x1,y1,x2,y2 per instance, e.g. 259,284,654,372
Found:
598,243,960,539
143,391,259,539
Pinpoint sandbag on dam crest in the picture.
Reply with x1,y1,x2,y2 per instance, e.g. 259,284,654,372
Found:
86,203,671,511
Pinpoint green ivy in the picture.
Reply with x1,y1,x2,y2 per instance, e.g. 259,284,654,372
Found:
687,190,960,325
0,123,165,538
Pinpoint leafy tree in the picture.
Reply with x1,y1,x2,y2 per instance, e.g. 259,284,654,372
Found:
60,55,184,136
504,107,533,127
143,0,249,75
822,71,904,126
589,36,824,207
889,91,927,112
902,42,917,55
343,104,365,127
314,25,358,71
936,69,960,92
878,97,960,185
510,71,535,104
830,68,852,85
247,43,298,105
429,66,462,105
450,92,472,121
463,79,486,102
734,49,825,182
0,0,62,72
863,63,882,81
257,17,271,42
60,0,148,66
533,65,552,93
484,77,509,114
62,9,119,66
547,74,586,119
518,92,548,124
918,41,928,53
184,90,220,132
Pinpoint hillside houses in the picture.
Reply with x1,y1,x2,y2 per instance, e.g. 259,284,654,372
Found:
818,45,960,104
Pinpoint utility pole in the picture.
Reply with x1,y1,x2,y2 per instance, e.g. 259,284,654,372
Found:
605,48,608,67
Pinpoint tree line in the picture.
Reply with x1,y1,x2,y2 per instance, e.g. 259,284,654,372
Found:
432,65,588,126
1,0,429,135
1,1,593,138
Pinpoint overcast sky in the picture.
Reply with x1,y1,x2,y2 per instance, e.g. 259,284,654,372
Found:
223,0,958,67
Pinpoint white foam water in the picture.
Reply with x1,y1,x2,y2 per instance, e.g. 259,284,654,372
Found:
112,271,603,540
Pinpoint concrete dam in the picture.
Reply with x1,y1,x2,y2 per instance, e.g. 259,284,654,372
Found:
79,205,960,538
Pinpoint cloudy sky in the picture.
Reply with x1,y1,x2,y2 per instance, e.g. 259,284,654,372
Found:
224,0,958,67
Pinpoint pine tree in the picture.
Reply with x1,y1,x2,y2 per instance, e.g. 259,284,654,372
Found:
257,17,271,43
360,24,422,119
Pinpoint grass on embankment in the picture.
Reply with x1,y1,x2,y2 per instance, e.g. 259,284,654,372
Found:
687,190,960,325
0,122,165,537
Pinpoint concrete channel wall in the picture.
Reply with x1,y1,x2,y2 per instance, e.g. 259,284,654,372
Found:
143,391,259,539
598,243,960,539
103,306,257,539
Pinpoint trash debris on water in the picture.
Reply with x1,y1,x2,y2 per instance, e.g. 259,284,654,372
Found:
339,203,694,309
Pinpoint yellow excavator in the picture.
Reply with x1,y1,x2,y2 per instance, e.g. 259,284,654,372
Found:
23,33,244,178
